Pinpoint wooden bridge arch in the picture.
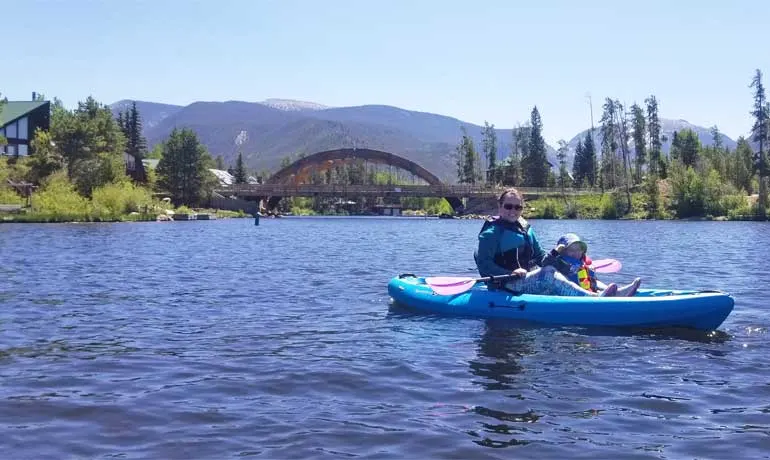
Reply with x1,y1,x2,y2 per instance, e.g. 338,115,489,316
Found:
263,148,463,211
267,148,444,185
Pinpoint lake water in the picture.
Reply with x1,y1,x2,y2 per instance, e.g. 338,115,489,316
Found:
1,217,768,459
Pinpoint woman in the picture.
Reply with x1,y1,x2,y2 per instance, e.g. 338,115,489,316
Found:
474,187,618,297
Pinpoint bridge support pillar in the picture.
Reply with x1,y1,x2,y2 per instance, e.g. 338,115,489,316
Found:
266,196,282,211
444,197,465,214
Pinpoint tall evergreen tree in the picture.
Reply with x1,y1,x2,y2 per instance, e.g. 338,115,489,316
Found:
670,128,701,167
750,69,769,215
616,100,632,209
524,106,549,187
117,101,149,183
214,155,226,170
156,128,212,205
572,138,585,186
556,139,570,196
455,127,481,184
583,130,597,187
481,121,498,183
710,125,724,151
631,103,647,184
503,125,525,185
599,98,620,189
734,136,754,194
234,152,248,184
645,95,663,178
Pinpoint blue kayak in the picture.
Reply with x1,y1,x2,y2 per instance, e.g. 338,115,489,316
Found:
387,274,734,331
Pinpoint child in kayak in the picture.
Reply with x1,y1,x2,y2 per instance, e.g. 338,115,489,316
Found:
543,233,641,297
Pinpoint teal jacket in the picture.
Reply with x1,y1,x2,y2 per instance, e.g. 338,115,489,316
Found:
474,216,546,277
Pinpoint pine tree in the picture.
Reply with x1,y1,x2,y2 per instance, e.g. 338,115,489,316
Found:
599,98,620,189
455,127,480,184
481,121,498,183
556,139,570,198
117,101,149,183
234,152,247,184
670,129,701,167
503,125,525,185
631,103,646,184
524,106,549,187
750,69,769,216
572,139,584,186
157,128,211,205
645,95,663,178
615,100,632,210
734,137,754,194
128,102,148,183
583,130,597,187
710,125,723,151
215,155,226,170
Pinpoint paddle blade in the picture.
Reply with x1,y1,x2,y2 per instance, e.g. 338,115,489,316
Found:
591,258,622,273
424,276,478,296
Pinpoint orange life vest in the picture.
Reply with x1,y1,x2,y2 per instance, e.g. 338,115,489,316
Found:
576,265,594,292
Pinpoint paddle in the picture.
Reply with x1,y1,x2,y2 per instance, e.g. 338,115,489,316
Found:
425,258,623,295
425,273,523,296
590,258,622,273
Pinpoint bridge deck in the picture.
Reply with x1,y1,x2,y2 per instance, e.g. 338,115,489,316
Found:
216,183,597,198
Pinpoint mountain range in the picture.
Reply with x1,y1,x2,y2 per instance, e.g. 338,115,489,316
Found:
109,98,740,183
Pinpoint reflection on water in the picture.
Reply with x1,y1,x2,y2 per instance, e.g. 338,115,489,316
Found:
469,321,534,391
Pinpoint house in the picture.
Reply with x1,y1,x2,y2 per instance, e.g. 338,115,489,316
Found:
0,95,50,157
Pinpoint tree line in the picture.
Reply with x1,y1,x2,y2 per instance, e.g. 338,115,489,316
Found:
455,69,770,219
0,95,231,211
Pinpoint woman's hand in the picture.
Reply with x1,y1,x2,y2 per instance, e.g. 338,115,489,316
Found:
512,268,527,278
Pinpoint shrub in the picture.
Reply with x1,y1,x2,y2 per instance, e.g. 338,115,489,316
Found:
30,171,91,221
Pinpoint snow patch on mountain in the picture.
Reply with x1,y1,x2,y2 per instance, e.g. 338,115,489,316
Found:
260,99,331,112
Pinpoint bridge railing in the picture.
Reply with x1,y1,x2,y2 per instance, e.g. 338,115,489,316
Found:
217,183,603,196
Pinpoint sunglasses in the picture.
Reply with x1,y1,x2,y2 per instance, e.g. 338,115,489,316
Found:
503,203,524,211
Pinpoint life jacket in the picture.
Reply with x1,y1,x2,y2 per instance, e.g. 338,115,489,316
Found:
478,216,536,271
561,254,598,292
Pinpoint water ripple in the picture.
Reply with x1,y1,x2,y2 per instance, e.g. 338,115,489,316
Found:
1,218,769,458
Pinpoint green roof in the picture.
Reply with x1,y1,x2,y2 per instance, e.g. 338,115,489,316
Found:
0,101,48,126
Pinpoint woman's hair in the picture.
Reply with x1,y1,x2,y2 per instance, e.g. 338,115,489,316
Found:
498,187,523,204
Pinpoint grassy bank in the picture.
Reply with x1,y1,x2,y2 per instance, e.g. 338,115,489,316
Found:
0,172,249,224
525,189,767,221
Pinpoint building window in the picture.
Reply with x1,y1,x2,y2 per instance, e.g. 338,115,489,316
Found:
18,117,28,140
7,145,16,156
18,144,29,156
5,122,17,139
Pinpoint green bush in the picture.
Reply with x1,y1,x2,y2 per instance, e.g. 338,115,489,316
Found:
91,179,156,220
728,202,765,220
0,187,23,204
600,193,620,219
669,163,705,218
540,199,560,219
31,171,91,221
564,200,579,218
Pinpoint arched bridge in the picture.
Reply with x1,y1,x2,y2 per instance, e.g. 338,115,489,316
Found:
267,148,443,186
221,147,469,211
215,147,593,213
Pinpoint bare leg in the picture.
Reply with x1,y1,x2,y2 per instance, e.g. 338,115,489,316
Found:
504,266,611,297
616,277,641,297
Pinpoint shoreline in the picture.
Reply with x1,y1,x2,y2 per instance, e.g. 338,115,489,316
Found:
4,212,767,224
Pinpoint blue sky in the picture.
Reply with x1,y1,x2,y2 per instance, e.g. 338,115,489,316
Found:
5,0,769,145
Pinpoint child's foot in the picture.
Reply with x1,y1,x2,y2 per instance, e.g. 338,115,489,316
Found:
617,278,642,297
599,283,618,297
